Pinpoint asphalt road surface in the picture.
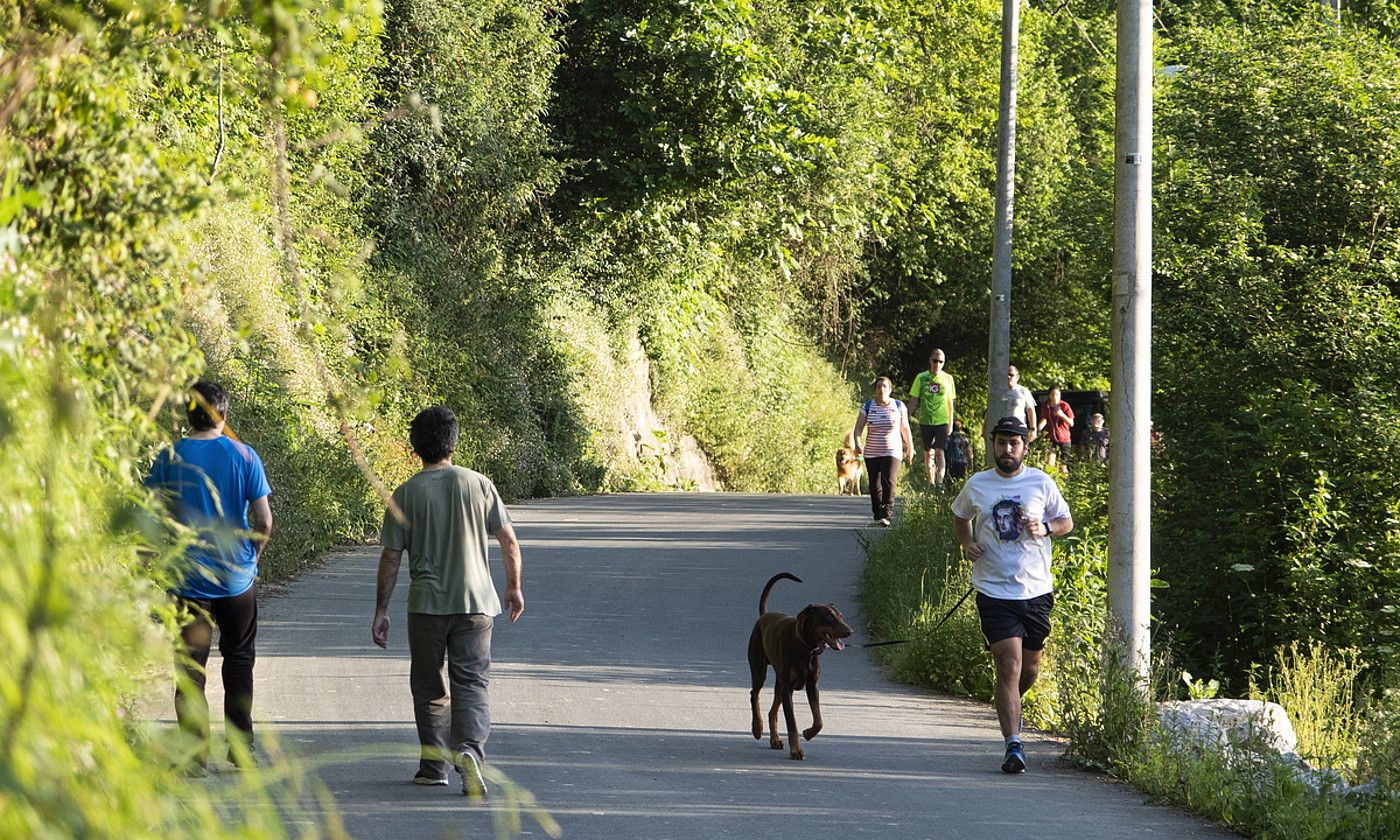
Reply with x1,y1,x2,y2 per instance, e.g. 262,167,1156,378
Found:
195,493,1230,840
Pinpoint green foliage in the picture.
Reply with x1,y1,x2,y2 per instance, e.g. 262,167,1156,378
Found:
0,258,340,839
1122,730,1400,840
1249,642,1366,773
1358,689,1400,792
859,490,993,697
1153,12,1400,683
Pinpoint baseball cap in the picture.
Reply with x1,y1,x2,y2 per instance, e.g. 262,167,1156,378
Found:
990,415,1029,438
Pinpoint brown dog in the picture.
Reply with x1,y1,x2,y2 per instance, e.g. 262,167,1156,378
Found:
836,431,862,495
747,573,853,760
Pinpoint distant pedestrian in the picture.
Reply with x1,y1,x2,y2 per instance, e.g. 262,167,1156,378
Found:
853,376,913,527
945,419,974,482
373,406,525,798
1081,413,1109,464
909,349,956,485
951,416,1073,774
1036,386,1075,470
145,381,273,774
1004,366,1038,444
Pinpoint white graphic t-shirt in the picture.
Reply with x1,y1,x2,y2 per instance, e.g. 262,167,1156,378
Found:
951,466,1071,600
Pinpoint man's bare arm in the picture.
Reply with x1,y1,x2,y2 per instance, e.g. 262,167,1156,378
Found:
495,523,524,622
249,495,273,560
1026,514,1075,539
371,547,403,648
953,515,984,561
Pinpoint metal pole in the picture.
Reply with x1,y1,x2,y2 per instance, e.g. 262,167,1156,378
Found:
1108,0,1153,684
985,0,1019,463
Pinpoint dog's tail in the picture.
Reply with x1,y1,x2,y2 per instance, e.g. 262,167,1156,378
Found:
759,572,802,615
842,429,856,449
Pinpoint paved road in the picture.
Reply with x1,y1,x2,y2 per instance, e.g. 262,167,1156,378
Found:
211,493,1228,839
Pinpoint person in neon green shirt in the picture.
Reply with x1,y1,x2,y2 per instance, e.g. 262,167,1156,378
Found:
909,348,957,485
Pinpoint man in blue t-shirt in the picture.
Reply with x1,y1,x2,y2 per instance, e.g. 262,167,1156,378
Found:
145,381,272,772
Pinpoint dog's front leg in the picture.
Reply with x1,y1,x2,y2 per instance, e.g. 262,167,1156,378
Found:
802,679,823,741
767,693,784,750
781,689,804,760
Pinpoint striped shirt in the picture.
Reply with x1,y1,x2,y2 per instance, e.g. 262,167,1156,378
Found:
860,399,909,459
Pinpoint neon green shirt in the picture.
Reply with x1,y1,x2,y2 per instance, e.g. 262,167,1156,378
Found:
910,370,956,425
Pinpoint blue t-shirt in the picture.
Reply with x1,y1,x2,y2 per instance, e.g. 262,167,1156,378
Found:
145,436,272,599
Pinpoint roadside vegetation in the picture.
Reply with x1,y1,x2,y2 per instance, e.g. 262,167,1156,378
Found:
860,3,1400,837
6,0,1400,835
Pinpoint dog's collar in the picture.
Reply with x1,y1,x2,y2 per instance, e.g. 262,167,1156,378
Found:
795,625,822,655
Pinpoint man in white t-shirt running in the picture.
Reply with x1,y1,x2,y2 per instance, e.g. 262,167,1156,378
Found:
951,415,1073,774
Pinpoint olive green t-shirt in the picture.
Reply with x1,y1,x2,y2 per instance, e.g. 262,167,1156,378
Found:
381,465,510,616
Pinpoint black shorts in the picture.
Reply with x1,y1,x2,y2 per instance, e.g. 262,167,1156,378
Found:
976,592,1054,650
947,461,967,479
920,423,951,451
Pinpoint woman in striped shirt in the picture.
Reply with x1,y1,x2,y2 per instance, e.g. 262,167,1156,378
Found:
852,376,914,526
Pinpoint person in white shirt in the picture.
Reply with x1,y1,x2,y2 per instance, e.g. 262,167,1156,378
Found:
1004,365,1038,444
951,415,1073,774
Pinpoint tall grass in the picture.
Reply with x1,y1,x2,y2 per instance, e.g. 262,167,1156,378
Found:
0,355,338,838
1250,642,1365,773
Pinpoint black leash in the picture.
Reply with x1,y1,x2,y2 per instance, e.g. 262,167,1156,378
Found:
853,586,975,648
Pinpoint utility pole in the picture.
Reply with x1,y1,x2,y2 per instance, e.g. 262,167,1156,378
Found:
985,0,1020,461
1108,0,1153,684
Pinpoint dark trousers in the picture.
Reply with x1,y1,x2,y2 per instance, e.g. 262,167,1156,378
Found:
175,584,257,761
407,612,494,777
865,456,900,520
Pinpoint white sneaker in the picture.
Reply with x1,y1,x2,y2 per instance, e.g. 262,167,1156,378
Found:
458,752,487,799
878,518,891,527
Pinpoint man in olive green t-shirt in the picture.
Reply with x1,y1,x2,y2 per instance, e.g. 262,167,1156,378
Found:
372,406,525,798
909,348,957,486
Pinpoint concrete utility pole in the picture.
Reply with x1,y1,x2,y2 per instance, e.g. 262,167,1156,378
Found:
985,0,1020,461
1108,0,1153,684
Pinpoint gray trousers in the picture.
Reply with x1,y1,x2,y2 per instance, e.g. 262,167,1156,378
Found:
406,612,493,777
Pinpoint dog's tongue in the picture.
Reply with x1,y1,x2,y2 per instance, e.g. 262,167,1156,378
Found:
832,638,846,651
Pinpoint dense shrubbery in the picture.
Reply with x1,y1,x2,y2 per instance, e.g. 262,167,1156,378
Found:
1153,11,1400,685
10,0,1400,832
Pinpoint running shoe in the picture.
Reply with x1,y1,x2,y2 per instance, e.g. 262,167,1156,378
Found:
1001,741,1026,774
459,752,488,799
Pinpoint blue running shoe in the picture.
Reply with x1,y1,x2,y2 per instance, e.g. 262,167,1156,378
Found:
1001,741,1026,774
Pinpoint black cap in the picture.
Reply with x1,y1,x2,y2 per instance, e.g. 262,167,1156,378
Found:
990,415,1029,438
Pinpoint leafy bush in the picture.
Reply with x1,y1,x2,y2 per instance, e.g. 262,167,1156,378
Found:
1153,11,1400,684
859,490,994,697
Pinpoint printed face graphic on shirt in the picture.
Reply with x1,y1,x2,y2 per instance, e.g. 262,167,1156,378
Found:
992,499,1023,541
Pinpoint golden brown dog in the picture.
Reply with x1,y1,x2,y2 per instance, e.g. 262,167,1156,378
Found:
836,431,862,495
747,572,852,760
